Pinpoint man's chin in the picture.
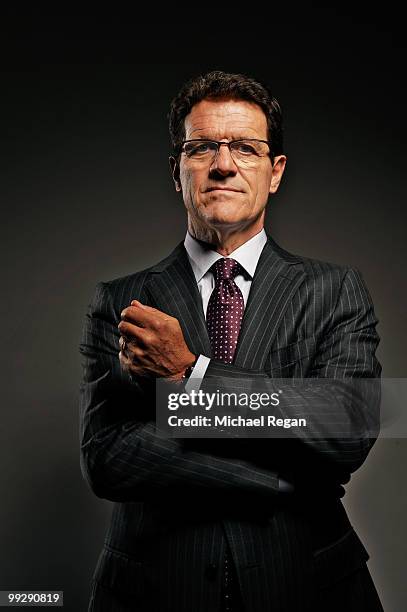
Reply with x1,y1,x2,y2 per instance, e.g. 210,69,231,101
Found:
198,200,248,226
200,214,247,230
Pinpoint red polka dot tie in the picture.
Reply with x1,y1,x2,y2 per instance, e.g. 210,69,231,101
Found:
206,258,245,364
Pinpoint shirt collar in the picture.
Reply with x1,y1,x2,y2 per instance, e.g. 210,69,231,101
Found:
184,229,268,283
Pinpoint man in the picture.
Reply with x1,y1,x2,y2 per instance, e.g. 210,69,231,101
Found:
79,71,383,611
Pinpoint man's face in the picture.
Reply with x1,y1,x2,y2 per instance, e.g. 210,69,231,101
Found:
171,98,286,234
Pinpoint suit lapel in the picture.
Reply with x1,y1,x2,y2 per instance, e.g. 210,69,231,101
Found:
233,235,306,369
143,235,306,370
144,242,213,358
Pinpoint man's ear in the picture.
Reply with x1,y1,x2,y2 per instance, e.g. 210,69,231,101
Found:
269,155,287,194
169,156,182,192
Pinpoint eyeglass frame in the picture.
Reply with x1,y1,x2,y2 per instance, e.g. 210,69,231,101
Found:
175,138,275,164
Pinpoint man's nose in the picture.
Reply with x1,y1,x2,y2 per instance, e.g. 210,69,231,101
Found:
209,144,237,176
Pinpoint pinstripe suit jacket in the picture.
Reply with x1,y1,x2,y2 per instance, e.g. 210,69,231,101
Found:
79,233,381,611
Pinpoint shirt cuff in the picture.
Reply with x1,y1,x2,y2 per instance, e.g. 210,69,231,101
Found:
184,355,211,393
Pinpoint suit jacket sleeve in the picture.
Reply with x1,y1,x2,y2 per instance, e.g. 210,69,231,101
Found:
201,267,381,477
79,281,281,502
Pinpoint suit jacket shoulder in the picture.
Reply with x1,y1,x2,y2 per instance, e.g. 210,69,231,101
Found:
92,241,186,313
99,235,356,296
267,235,355,278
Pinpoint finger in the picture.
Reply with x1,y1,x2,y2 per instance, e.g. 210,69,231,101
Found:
121,305,171,329
120,306,148,326
119,348,130,369
119,345,147,377
130,299,150,310
131,300,172,319
121,305,161,326
118,320,149,340
130,300,162,312
120,342,143,360
119,336,127,354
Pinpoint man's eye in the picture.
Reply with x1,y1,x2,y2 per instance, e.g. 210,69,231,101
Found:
186,142,214,156
234,143,257,155
194,143,211,153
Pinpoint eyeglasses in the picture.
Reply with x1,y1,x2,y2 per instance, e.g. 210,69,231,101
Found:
179,139,273,166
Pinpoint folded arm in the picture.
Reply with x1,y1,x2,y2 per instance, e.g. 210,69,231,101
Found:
79,268,381,502
198,267,381,477
79,282,280,502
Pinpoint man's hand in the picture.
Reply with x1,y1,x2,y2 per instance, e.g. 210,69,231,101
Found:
118,300,196,380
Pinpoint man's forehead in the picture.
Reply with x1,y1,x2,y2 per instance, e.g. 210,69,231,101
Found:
184,98,268,139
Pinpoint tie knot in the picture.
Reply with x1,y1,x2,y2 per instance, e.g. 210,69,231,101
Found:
211,258,242,282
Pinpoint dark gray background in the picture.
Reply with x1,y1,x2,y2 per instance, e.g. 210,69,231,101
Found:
1,16,406,611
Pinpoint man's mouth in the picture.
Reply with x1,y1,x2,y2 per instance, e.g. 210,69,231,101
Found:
205,187,242,193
